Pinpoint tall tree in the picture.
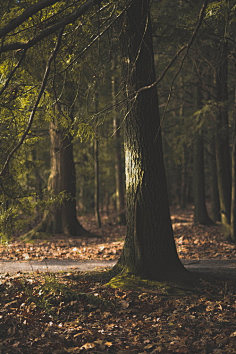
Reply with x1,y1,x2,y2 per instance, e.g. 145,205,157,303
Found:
193,79,212,225
23,104,88,239
113,0,188,281
215,40,231,238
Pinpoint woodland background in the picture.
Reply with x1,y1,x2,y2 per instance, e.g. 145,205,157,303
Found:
1,0,236,243
1,1,236,353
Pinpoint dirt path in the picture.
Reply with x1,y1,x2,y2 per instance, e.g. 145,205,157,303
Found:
0,259,116,274
0,259,235,278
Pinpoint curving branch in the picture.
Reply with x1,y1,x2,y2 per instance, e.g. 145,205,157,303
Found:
0,0,100,53
0,0,60,38
0,27,64,178
0,49,27,97
136,0,209,96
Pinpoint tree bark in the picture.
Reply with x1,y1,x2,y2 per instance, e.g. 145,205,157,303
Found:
208,137,220,222
94,92,101,228
230,69,236,243
23,108,88,239
193,83,212,225
111,55,126,224
114,0,188,281
180,144,188,209
215,41,231,237
193,133,212,225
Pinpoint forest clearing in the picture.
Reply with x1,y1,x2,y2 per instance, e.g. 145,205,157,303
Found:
1,207,236,354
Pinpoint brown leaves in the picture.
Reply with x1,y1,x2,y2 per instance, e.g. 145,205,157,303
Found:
0,270,236,353
1,207,236,264
0,208,236,353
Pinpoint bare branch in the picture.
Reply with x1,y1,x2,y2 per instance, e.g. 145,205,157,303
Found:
137,0,209,96
0,49,27,97
0,0,98,53
0,0,60,38
0,28,64,178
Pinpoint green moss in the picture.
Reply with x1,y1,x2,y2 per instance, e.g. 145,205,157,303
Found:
106,271,188,295
106,272,169,293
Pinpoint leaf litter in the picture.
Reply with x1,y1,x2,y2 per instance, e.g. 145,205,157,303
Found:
0,207,236,353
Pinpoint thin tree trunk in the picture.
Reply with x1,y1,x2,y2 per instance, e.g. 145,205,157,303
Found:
179,75,188,209
180,144,188,209
192,80,212,225
94,92,101,228
114,0,188,281
230,73,236,242
111,55,126,224
215,41,231,237
193,132,212,224
208,138,220,222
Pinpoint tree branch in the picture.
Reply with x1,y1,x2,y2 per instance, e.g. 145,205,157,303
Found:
136,0,209,96
0,0,60,38
0,0,99,53
0,49,27,97
0,28,64,178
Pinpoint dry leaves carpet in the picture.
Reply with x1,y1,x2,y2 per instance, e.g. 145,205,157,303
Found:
0,207,236,354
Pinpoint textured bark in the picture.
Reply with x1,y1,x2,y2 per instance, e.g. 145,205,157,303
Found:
23,113,88,239
114,0,187,281
47,118,87,236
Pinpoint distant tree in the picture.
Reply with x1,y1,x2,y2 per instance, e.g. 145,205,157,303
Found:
192,76,212,225
0,0,122,238
23,103,88,239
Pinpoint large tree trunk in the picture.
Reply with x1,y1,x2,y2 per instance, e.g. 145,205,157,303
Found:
114,0,188,281
22,111,88,239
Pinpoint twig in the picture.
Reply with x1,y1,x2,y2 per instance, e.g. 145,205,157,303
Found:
137,0,209,97
0,49,27,97
0,27,64,178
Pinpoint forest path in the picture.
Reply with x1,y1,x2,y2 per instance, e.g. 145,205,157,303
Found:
1,207,235,277
0,259,236,278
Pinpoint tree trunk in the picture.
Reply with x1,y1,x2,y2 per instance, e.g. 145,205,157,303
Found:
22,109,88,239
230,71,236,243
180,144,188,209
114,0,188,281
111,56,126,224
94,91,102,228
193,133,212,225
208,137,220,222
215,41,231,237
192,70,212,225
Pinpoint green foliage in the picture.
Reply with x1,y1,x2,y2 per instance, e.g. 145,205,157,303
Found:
0,189,72,241
74,122,95,142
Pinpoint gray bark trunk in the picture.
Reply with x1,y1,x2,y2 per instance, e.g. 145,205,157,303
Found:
114,0,187,281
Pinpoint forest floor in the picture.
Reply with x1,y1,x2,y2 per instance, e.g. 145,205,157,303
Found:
0,206,236,353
